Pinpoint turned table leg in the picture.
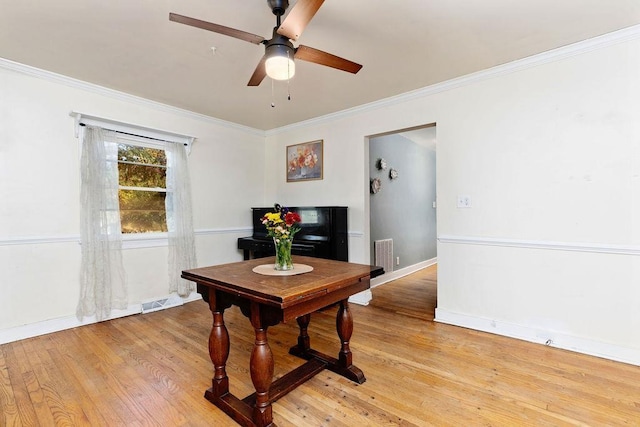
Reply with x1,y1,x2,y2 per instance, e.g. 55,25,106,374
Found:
288,302,365,385
250,302,275,427
335,299,365,383
289,314,314,360
336,299,353,367
290,313,311,356
205,294,230,400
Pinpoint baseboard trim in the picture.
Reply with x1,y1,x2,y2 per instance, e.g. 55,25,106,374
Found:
434,308,640,367
0,292,202,345
371,257,437,289
349,290,372,306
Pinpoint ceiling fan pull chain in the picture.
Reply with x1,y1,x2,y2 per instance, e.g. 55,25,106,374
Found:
271,79,276,108
287,50,292,101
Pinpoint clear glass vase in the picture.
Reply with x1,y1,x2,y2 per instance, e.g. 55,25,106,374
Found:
273,237,294,271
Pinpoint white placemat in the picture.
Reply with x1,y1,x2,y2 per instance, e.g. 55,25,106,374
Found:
252,263,314,276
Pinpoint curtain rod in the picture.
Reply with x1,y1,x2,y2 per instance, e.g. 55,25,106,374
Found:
71,111,195,152
78,123,179,144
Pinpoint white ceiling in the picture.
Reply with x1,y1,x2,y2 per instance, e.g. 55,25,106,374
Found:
2,1,640,131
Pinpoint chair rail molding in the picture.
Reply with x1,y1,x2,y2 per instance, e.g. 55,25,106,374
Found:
0,227,253,248
438,235,640,256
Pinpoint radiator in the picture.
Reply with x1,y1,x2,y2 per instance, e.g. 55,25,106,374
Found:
374,238,393,274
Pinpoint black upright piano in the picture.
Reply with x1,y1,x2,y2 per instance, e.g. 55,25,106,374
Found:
237,206,348,261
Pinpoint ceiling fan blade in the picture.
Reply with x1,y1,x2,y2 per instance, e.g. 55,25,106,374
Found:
277,0,324,41
169,13,265,45
295,45,362,74
247,56,267,86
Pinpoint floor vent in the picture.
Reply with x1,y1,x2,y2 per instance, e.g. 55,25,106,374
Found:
374,238,393,274
141,294,183,314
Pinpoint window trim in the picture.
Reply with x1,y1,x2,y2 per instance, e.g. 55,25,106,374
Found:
119,185,167,193
122,232,169,249
118,159,168,169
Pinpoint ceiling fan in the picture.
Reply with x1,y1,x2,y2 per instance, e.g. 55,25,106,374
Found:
169,0,362,86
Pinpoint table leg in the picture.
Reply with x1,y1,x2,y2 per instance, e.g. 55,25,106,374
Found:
335,299,366,383
289,300,365,384
336,299,353,367
205,296,230,399
250,302,275,427
291,314,311,355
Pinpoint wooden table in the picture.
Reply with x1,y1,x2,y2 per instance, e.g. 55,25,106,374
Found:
182,256,379,427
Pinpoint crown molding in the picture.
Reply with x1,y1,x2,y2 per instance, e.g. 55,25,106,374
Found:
3,23,640,138
0,57,265,137
266,23,640,136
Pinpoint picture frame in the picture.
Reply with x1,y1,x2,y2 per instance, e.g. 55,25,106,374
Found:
286,140,323,182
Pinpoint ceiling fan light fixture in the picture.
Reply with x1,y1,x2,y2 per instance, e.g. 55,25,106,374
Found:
170,0,362,87
265,44,295,80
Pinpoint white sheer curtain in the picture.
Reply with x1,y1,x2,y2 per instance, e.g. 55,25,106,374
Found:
77,127,128,321
165,141,198,297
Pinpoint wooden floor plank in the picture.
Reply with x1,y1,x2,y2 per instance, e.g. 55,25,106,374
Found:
0,345,22,426
1,265,640,425
16,338,60,426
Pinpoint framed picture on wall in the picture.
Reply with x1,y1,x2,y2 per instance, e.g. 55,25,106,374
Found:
286,140,323,182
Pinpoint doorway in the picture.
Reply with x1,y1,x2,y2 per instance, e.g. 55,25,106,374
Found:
367,124,437,284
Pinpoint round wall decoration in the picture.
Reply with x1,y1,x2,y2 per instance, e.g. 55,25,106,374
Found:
389,168,399,180
376,158,387,170
370,178,382,194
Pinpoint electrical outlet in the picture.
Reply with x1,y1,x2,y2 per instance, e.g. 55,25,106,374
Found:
396,257,400,265
457,195,472,208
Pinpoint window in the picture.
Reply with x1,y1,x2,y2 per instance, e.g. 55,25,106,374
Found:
117,143,168,233
75,113,198,311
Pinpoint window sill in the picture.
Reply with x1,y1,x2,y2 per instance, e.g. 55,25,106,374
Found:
122,233,168,249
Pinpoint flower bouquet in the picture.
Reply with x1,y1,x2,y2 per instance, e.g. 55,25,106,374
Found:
261,204,302,270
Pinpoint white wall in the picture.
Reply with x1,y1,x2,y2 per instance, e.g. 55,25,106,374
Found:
265,30,640,364
0,64,265,339
3,27,640,365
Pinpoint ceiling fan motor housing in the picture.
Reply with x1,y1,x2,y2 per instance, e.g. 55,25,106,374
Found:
266,29,294,51
268,0,289,16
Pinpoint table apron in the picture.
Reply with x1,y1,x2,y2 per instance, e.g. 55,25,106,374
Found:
281,278,370,322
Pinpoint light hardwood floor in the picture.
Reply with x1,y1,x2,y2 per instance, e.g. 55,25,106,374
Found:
2,265,640,426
